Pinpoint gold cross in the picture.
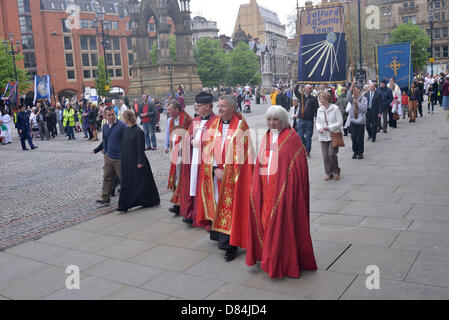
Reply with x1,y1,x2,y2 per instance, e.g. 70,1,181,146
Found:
388,60,401,76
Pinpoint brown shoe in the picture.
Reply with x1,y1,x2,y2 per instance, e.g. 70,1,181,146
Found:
334,174,340,181
324,176,333,181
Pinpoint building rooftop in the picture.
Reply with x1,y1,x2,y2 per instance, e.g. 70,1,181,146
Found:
40,0,129,14
258,5,284,28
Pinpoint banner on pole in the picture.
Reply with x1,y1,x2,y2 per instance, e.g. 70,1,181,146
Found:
298,5,347,84
376,43,413,89
33,75,51,104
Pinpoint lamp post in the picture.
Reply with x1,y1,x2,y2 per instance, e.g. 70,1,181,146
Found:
168,65,174,96
94,0,110,92
227,66,231,89
271,39,277,84
428,1,435,78
3,33,21,83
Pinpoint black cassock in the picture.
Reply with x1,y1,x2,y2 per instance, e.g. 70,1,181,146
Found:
118,125,160,212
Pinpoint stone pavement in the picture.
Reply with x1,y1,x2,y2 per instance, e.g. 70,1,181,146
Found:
1,102,449,300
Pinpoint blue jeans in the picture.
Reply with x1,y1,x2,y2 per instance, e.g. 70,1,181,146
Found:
67,126,75,139
142,122,157,149
296,119,314,153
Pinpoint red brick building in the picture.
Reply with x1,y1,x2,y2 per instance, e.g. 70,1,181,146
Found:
0,0,174,103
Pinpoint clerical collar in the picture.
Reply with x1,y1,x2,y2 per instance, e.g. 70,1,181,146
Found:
222,119,231,124
201,113,211,121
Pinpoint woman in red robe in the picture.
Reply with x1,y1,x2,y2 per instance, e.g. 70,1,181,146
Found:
246,105,317,279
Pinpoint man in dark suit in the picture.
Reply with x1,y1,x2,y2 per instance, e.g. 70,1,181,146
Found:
16,105,38,151
364,83,382,142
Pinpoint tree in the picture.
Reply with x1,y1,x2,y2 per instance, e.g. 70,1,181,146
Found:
229,42,261,86
169,35,177,62
95,56,108,97
0,39,32,94
390,23,430,72
194,37,228,87
150,41,158,65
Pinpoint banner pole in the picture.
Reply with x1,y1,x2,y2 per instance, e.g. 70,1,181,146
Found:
347,1,355,85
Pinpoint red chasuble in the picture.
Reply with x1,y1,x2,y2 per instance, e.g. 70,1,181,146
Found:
167,111,192,205
179,113,218,223
196,114,254,248
246,127,317,279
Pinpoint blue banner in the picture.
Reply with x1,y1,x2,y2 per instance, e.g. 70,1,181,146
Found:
377,43,412,89
298,6,347,84
33,75,51,104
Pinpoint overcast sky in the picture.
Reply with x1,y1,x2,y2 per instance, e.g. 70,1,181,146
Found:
189,0,314,37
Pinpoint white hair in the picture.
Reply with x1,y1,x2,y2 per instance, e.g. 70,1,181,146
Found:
266,105,290,129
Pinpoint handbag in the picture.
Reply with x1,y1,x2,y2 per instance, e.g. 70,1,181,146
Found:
324,108,345,148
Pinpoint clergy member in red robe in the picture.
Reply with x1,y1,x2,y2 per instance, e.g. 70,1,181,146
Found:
165,99,192,215
246,105,317,278
198,95,254,261
179,92,218,226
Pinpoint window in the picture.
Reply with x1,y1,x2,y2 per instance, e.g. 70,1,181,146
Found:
443,27,448,38
82,53,90,67
83,70,91,79
62,19,70,33
443,45,449,58
67,70,75,80
112,37,120,50
64,36,72,50
80,36,88,50
19,16,33,33
17,0,30,13
115,69,122,78
128,53,134,65
91,54,98,66
114,53,121,66
81,20,90,29
127,37,133,51
435,28,441,39
21,34,34,50
65,53,74,67
112,21,119,30
24,52,36,68
108,69,114,78
106,53,113,66
92,70,99,78
435,46,441,58
89,36,97,50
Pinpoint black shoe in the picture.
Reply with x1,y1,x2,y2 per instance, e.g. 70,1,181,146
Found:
96,199,110,206
409,120,412,123
31,146,38,150
358,153,364,160
169,206,180,215
111,189,116,197
352,153,358,159
224,247,238,262
182,218,193,225
23,148,29,151
371,139,376,143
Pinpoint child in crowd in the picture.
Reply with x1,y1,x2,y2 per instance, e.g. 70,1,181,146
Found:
401,90,409,119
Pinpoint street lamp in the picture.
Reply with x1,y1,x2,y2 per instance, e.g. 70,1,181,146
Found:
168,65,174,96
428,1,435,78
271,39,277,84
94,0,110,91
3,32,21,83
227,66,231,88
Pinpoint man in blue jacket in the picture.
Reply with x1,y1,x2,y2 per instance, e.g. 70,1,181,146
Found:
16,105,38,151
96,106,127,206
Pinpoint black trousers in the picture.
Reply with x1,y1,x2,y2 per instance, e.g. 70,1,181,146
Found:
350,122,365,155
366,111,378,141
210,230,236,251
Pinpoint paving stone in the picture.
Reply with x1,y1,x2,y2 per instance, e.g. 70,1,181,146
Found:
121,207,171,221
0,265,67,300
96,239,158,260
42,276,123,300
312,240,350,270
312,225,400,248
400,194,449,206
342,191,404,203
184,254,258,285
126,222,184,242
244,270,356,300
96,219,155,237
205,283,297,300
71,214,129,232
365,176,415,187
187,235,225,254
405,205,449,221
6,241,67,261
329,245,419,281
0,252,19,266
406,251,449,288
360,217,413,231
72,235,125,253
141,271,225,300
310,200,352,214
338,201,412,218
102,286,170,300
341,276,449,300
314,214,365,226
156,227,209,247
43,248,107,270
310,212,323,223
391,231,449,253
407,220,449,234
311,189,351,201
37,229,98,249
85,259,164,287
129,245,210,272
0,257,47,286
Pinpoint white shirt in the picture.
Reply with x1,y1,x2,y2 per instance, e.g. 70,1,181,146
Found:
315,104,343,142
119,104,128,117
190,119,208,196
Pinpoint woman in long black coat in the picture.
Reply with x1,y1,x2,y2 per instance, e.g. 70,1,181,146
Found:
118,110,160,212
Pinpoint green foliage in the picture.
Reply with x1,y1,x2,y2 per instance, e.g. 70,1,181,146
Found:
95,56,108,97
194,37,229,87
229,42,261,86
150,41,158,65
169,35,177,62
0,39,32,94
390,23,430,72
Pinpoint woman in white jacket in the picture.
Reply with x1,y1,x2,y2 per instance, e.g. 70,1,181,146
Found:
316,91,344,181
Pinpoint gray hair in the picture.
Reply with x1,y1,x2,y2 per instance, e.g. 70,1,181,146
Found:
218,95,236,108
266,105,290,129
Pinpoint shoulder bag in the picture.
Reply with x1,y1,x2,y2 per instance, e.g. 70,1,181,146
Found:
324,108,345,148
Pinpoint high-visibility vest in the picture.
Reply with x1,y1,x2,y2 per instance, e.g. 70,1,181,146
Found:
63,109,75,127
